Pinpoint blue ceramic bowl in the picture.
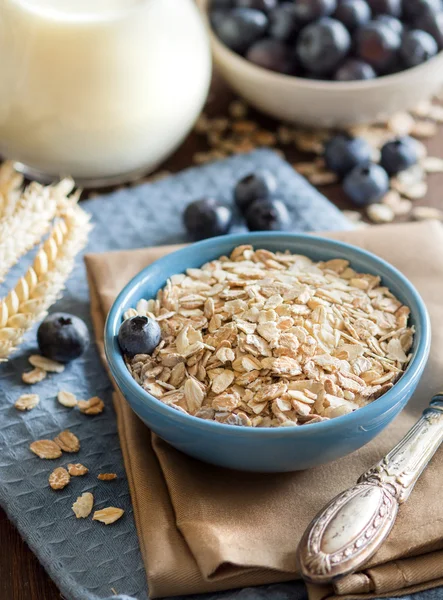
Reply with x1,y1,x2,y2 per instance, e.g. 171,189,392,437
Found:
104,233,431,472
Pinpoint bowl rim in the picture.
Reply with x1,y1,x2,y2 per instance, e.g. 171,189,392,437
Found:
201,0,443,93
104,232,431,438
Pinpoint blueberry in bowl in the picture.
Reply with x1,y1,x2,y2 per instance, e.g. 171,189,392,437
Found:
212,7,268,54
400,29,439,67
292,0,338,23
246,38,292,73
295,17,351,75
268,2,301,41
203,0,443,126
118,316,161,357
355,21,402,73
333,0,371,31
334,58,377,80
374,14,404,36
367,0,401,17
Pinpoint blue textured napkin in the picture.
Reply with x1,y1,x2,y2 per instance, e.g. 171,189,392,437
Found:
0,149,436,600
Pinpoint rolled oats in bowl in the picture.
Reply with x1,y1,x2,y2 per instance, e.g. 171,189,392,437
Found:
124,245,414,428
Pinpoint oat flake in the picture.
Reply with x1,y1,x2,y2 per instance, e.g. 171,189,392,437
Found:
49,467,70,490
30,439,62,459
54,430,80,453
67,463,88,476
93,507,124,525
29,354,65,373
72,492,94,518
97,473,117,481
22,368,47,384
15,393,39,411
57,390,78,408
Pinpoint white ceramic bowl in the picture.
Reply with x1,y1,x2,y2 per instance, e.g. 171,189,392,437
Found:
200,0,443,127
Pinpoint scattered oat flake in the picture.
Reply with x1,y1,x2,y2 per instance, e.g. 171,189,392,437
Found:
22,368,47,385
57,390,78,408
93,507,124,525
411,206,443,221
15,393,39,411
30,439,62,459
366,204,394,224
49,467,70,490
229,99,248,119
428,104,443,122
29,355,65,373
307,171,338,186
421,156,443,173
68,463,89,476
98,473,117,481
411,120,438,138
72,492,94,518
411,100,432,118
54,430,80,453
387,112,415,136
391,179,428,200
78,396,105,415
381,190,412,216
342,210,362,222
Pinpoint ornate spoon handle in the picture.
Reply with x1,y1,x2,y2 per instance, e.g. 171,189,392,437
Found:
297,393,443,584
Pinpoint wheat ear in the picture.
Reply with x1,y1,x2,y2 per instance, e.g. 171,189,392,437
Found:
0,177,77,282
0,203,92,360
0,161,24,219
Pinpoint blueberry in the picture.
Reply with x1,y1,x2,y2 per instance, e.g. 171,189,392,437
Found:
183,198,233,241
269,2,301,41
335,58,377,79
213,8,268,54
234,171,277,213
293,0,338,22
246,38,292,72
355,21,402,72
367,0,401,16
37,312,90,363
210,9,227,29
334,0,372,31
245,198,291,231
380,136,418,174
296,17,351,75
343,163,390,206
403,0,443,22
324,134,373,176
236,0,277,12
375,14,404,35
118,316,161,358
415,11,443,48
211,0,234,8
400,29,438,66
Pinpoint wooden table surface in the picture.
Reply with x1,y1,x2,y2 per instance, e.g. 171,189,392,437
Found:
2,78,443,600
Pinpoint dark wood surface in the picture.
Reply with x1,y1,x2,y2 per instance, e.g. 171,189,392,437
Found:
2,78,443,600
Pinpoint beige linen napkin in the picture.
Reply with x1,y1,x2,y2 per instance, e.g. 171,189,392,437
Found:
85,221,443,599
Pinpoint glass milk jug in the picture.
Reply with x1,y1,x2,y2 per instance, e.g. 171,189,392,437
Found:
0,0,211,187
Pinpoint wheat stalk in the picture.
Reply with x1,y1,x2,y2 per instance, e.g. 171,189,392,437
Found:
0,203,92,360
0,175,77,282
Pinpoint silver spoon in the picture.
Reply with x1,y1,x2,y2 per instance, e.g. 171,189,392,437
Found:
297,392,443,584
